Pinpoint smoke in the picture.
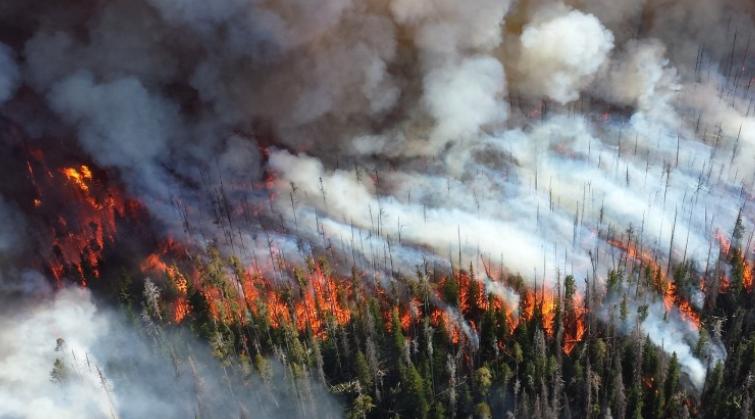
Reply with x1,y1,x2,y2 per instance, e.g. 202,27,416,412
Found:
0,287,113,419
517,4,614,104
0,279,344,419
4,0,755,400
391,0,510,156
596,39,680,125
422,56,507,151
48,71,180,201
0,42,18,105
603,289,726,390
484,278,521,313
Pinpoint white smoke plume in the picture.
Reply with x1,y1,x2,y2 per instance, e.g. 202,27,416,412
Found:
484,279,521,314
517,4,614,104
391,0,510,155
422,56,507,151
603,287,726,390
0,287,112,419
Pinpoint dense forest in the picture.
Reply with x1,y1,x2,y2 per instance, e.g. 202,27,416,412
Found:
48,211,754,419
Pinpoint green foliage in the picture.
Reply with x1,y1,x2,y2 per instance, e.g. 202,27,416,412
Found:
672,261,691,296
564,275,576,302
443,274,460,307
399,365,429,419
474,402,492,419
663,352,679,410
355,350,372,391
694,328,709,357
730,248,746,294
733,211,746,249
50,358,69,385
637,304,649,324
254,353,273,382
474,366,492,397
347,394,374,419
607,270,624,294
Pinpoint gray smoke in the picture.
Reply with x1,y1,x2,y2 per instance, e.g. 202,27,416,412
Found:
0,42,18,105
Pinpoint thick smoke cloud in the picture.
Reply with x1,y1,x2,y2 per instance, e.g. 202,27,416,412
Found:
517,4,614,104
423,56,507,147
391,0,510,156
0,42,18,105
2,0,755,403
0,288,112,419
48,72,180,199
595,39,680,128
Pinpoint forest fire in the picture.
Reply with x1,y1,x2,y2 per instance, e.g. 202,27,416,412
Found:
6,0,755,417
715,230,731,255
61,165,93,194
608,238,701,330
607,237,664,280
138,238,194,323
678,300,701,329
24,150,132,285
139,238,187,279
430,309,461,344
563,293,586,355
218,261,357,339
520,289,557,337
744,263,754,292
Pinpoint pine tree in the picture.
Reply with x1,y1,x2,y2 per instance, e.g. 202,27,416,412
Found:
612,358,627,419
443,274,461,308
479,303,497,361
50,358,69,385
399,364,429,419
355,350,373,391
347,394,374,419
663,352,680,415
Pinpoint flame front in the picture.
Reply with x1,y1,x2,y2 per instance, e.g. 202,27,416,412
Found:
563,293,586,355
607,238,701,331
27,151,132,285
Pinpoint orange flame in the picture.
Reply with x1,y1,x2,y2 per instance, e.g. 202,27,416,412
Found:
744,261,754,293
174,297,189,323
677,300,701,329
607,238,700,331
521,289,558,337
30,158,129,283
714,230,731,255
62,166,93,193
231,262,354,339
430,309,461,344
563,293,586,355
139,239,193,323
